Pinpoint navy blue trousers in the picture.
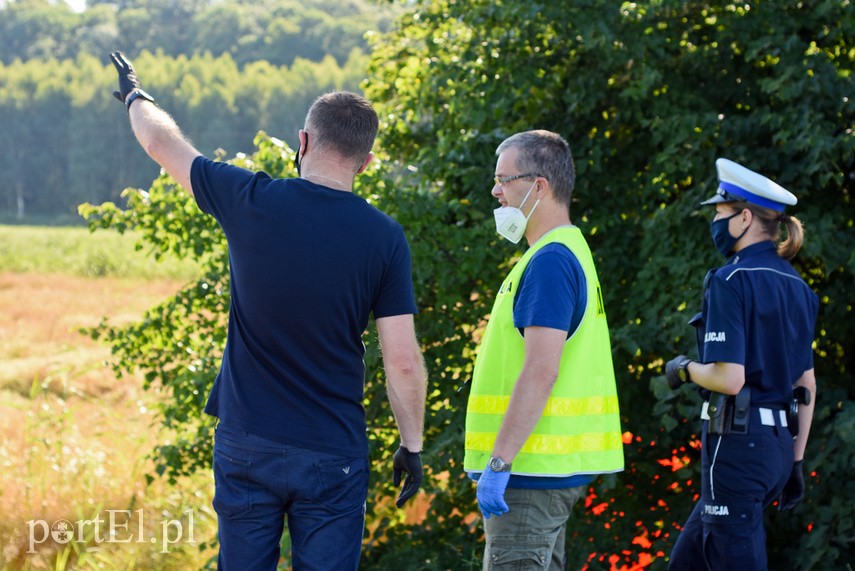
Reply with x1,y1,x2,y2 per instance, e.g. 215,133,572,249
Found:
669,407,793,570
212,423,369,570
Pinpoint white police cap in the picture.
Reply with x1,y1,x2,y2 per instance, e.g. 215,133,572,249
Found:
701,158,797,212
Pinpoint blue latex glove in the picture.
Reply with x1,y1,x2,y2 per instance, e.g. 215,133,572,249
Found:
476,464,511,519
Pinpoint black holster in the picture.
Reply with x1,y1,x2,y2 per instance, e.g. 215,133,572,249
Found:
787,386,812,438
707,387,751,435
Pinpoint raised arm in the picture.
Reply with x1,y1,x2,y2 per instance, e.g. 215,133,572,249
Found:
110,51,201,193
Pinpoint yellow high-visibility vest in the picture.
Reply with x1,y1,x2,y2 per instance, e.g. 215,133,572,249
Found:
464,226,624,477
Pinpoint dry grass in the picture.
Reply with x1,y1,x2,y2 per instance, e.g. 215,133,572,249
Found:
0,272,217,570
0,272,180,397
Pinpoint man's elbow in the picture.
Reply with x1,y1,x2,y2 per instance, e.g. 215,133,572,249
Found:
144,136,169,165
385,354,425,381
524,363,559,389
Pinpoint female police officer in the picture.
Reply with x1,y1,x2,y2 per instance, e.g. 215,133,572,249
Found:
665,158,819,570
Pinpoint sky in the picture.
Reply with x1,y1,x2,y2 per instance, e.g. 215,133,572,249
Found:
0,1,88,13
65,0,86,12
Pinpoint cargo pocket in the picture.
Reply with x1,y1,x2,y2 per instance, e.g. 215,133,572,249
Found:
701,497,764,567
486,535,551,570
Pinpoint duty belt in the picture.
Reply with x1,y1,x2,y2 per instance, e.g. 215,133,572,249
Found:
701,387,751,434
701,401,788,430
701,385,809,437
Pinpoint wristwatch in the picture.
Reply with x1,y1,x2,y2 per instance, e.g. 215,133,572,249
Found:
675,359,691,384
489,456,512,473
125,89,155,111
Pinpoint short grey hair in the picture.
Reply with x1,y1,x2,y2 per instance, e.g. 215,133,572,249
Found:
496,130,576,207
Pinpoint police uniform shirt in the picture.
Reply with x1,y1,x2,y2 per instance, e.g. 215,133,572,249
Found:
701,240,819,407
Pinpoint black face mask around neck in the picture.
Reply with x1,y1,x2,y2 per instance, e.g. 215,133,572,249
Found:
295,133,307,176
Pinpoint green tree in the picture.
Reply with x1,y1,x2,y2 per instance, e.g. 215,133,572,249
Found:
0,0,77,62
191,3,263,63
79,0,853,569
0,56,75,217
0,0,394,66
362,1,854,569
0,51,368,219
73,4,120,57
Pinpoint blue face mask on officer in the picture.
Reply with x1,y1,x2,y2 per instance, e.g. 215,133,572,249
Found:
709,211,749,257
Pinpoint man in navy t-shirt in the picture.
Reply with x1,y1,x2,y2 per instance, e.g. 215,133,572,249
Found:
110,51,427,570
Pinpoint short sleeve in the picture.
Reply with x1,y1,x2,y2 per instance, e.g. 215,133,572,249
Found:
190,155,271,229
372,228,418,318
702,275,746,365
513,244,586,334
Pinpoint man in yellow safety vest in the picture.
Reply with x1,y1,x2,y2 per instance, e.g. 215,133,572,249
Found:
464,130,624,570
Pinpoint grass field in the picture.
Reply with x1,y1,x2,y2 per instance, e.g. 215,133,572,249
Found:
0,225,200,280
0,225,216,569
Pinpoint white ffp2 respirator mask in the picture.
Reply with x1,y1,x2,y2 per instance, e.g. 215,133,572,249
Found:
493,183,539,244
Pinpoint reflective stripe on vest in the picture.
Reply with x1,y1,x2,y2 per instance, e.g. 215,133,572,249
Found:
463,226,624,476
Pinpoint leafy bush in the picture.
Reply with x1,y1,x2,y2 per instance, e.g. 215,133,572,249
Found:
363,1,854,568
79,1,854,568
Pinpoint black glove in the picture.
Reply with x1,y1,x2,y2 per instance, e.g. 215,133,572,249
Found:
392,445,423,508
665,355,692,390
109,51,142,103
778,460,805,511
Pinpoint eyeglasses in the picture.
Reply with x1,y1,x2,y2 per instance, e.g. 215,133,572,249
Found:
493,172,544,187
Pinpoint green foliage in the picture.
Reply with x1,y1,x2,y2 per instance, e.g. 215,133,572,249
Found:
362,0,854,568
0,50,368,219
79,0,854,568
766,386,855,567
0,0,389,220
79,141,238,484
0,0,395,66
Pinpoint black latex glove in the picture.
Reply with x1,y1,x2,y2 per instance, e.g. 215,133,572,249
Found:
109,51,142,103
778,460,805,511
665,355,692,390
392,446,423,508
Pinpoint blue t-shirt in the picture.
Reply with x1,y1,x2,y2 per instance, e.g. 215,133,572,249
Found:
514,242,587,337
478,240,594,490
191,156,417,457
700,240,818,407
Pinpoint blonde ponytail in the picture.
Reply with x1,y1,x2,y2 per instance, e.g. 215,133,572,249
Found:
778,213,805,260
731,200,806,259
